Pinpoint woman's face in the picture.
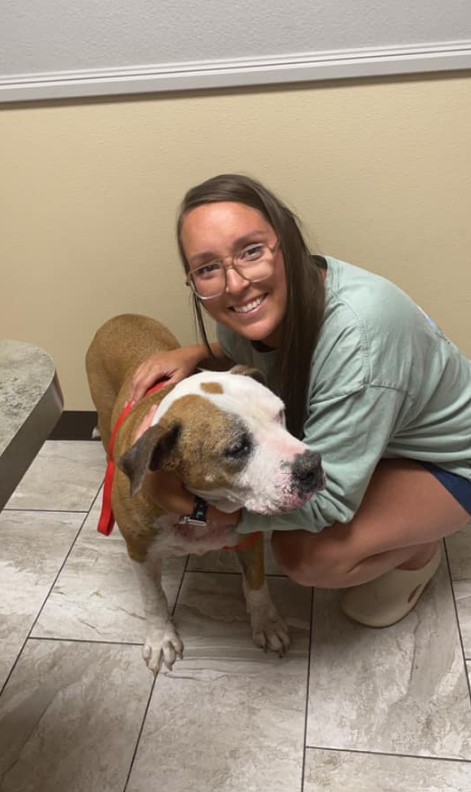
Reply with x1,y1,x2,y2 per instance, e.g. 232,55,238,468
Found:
181,202,288,348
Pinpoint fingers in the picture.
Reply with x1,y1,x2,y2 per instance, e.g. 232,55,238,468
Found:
129,348,202,405
129,358,166,404
130,365,158,404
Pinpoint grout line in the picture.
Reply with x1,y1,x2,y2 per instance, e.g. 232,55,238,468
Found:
300,586,314,792
28,635,143,647
303,744,471,764
443,538,471,704
172,555,191,614
185,567,287,578
122,674,156,792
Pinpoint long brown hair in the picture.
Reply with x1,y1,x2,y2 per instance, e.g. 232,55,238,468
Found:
176,174,325,438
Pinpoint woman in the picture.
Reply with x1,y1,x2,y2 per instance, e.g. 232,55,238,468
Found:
130,174,471,627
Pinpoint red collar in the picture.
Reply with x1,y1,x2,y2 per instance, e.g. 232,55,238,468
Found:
97,381,262,552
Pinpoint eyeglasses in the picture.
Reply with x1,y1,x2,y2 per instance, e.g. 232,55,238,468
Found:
186,242,280,300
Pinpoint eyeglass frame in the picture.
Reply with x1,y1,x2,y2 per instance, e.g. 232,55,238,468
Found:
185,241,280,301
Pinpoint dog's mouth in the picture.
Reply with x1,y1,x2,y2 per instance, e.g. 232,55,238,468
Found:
242,474,324,515
193,470,324,517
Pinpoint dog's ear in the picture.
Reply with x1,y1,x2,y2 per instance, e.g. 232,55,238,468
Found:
117,422,181,496
229,364,266,386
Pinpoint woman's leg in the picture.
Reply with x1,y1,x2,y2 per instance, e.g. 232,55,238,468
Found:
271,459,469,589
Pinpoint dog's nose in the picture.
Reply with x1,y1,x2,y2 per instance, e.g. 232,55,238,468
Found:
291,450,324,495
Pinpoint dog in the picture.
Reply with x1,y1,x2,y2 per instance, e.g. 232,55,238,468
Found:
86,314,323,674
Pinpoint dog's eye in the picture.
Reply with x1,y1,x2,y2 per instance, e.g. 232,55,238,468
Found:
277,409,286,426
225,434,252,459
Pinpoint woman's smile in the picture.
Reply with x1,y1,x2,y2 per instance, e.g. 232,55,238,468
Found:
230,293,267,315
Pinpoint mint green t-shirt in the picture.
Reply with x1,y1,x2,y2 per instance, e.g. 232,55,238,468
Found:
216,257,471,534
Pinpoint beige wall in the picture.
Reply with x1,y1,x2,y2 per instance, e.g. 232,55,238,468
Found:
1,73,470,410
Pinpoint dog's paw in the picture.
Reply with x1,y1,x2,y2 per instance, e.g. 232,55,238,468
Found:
243,582,290,657
143,625,184,675
251,608,290,656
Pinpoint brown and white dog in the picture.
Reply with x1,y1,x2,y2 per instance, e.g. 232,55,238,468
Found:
86,314,323,674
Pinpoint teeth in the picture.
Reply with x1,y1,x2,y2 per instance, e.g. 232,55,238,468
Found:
233,296,264,314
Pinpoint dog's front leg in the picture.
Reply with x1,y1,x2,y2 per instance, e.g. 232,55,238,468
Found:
236,534,290,656
130,552,183,675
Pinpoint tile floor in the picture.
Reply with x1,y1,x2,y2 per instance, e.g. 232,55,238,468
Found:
1,440,471,792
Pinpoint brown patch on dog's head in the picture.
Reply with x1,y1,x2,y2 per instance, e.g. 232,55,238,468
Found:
229,365,266,386
201,382,224,395
118,393,253,498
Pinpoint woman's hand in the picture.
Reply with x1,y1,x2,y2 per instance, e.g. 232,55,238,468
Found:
129,346,205,404
142,470,196,514
142,469,241,528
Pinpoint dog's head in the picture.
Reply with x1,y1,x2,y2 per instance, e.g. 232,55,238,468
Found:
118,367,324,514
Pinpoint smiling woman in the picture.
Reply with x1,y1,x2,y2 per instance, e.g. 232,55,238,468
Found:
180,202,288,348
130,173,471,630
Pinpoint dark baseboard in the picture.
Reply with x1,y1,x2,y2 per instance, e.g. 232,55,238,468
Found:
48,411,99,441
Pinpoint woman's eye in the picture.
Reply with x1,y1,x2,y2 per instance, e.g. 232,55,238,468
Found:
240,244,265,262
195,261,222,279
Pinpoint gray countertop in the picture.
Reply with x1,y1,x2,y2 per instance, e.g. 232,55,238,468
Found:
0,340,63,509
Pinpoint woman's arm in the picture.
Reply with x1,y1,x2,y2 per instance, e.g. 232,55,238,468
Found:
236,383,406,534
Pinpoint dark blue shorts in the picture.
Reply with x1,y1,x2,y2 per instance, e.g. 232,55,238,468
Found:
419,461,471,514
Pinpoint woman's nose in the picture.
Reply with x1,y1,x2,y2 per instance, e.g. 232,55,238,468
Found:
224,265,251,294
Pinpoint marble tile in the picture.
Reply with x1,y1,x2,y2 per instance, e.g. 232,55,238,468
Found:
187,530,282,575
446,525,471,659
6,440,106,511
0,639,152,792
304,748,471,791
0,510,84,691
307,559,471,759
33,496,187,644
127,573,312,792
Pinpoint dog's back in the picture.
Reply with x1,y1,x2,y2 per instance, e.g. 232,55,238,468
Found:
85,314,179,449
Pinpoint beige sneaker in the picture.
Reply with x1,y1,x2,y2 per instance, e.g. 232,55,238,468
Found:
340,545,442,627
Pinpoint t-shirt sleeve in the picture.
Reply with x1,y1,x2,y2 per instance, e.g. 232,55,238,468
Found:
237,382,408,534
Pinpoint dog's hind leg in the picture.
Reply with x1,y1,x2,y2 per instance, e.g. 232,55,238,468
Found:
236,534,290,656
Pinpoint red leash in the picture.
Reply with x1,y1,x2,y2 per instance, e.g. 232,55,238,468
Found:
97,382,168,535
97,381,262,552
